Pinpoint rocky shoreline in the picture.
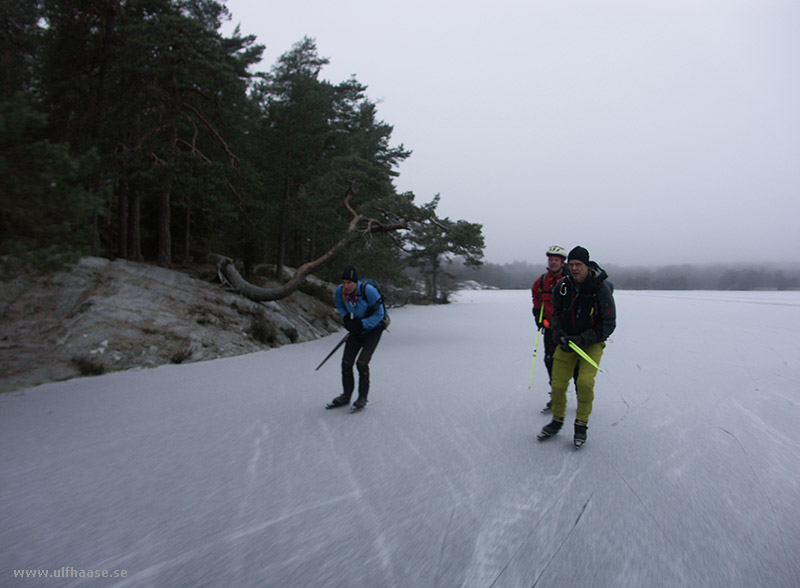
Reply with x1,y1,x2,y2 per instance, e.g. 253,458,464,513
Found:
0,258,342,393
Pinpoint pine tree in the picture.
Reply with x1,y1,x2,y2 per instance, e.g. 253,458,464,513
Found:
404,196,484,301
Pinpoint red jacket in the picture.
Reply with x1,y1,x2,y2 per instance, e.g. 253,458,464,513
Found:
531,270,565,324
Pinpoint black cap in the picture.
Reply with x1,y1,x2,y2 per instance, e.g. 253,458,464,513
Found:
568,246,590,265
341,265,359,282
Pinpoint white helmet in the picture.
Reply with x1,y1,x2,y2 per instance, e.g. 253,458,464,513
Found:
546,245,567,259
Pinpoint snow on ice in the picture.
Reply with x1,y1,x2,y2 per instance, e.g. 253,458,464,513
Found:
1,290,799,587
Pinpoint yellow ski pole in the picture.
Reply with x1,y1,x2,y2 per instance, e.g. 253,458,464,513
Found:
528,306,546,388
568,340,602,371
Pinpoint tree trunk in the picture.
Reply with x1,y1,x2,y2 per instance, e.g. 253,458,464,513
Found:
117,187,128,259
307,227,316,262
210,185,408,301
91,211,100,249
157,188,171,267
128,192,142,262
275,150,293,280
182,203,191,265
275,213,286,280
429,258,439,301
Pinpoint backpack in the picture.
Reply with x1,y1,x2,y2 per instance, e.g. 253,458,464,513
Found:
360,278,391,331
536,272,546,293
536,272,554,293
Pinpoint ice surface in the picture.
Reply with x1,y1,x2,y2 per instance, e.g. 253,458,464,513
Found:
2,290,799,587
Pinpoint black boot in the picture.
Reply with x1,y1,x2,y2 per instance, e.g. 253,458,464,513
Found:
574,420,588,448
537,417,563,441
540,400,552,414
352,362,369,411
325,394,351,409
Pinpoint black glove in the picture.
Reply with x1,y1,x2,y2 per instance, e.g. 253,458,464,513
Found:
559,335,572,352
532,308,542,329
573,330,597,349
343,316,363,334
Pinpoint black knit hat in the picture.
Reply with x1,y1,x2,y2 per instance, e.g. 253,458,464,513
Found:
568,246,590,265
341,265,359,282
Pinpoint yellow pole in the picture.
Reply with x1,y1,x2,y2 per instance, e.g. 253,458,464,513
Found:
528,306,546,388
568,340,602,371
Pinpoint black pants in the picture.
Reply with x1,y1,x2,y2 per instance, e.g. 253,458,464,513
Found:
544,328,558,382
341,328,383,400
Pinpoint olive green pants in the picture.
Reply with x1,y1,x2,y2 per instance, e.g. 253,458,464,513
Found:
550,342,605,423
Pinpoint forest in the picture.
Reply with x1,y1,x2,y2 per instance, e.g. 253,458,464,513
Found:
0,0,483,301
446,259,800,292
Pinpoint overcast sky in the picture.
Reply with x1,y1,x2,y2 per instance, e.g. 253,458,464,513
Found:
221,0,800,267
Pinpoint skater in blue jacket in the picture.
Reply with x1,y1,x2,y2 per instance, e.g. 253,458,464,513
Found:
326,265,386,411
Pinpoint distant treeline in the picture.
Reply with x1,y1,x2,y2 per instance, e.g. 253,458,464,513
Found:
448,260,800,291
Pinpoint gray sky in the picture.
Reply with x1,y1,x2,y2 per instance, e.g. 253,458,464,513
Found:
222,0,800,267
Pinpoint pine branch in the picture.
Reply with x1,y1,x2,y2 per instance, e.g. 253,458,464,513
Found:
210,184,407,301
182,102,240,167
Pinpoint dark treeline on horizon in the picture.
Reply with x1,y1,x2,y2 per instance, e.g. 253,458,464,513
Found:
447,260,800,291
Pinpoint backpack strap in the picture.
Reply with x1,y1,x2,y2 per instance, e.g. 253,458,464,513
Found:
587,281,607,320
360,282,384,318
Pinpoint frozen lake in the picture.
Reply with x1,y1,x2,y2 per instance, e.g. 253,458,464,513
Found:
2,290,799,587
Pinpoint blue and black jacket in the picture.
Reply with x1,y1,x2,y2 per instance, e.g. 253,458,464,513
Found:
334,281,385,334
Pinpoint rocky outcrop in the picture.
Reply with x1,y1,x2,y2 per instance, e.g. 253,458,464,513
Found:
0,258,341,393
